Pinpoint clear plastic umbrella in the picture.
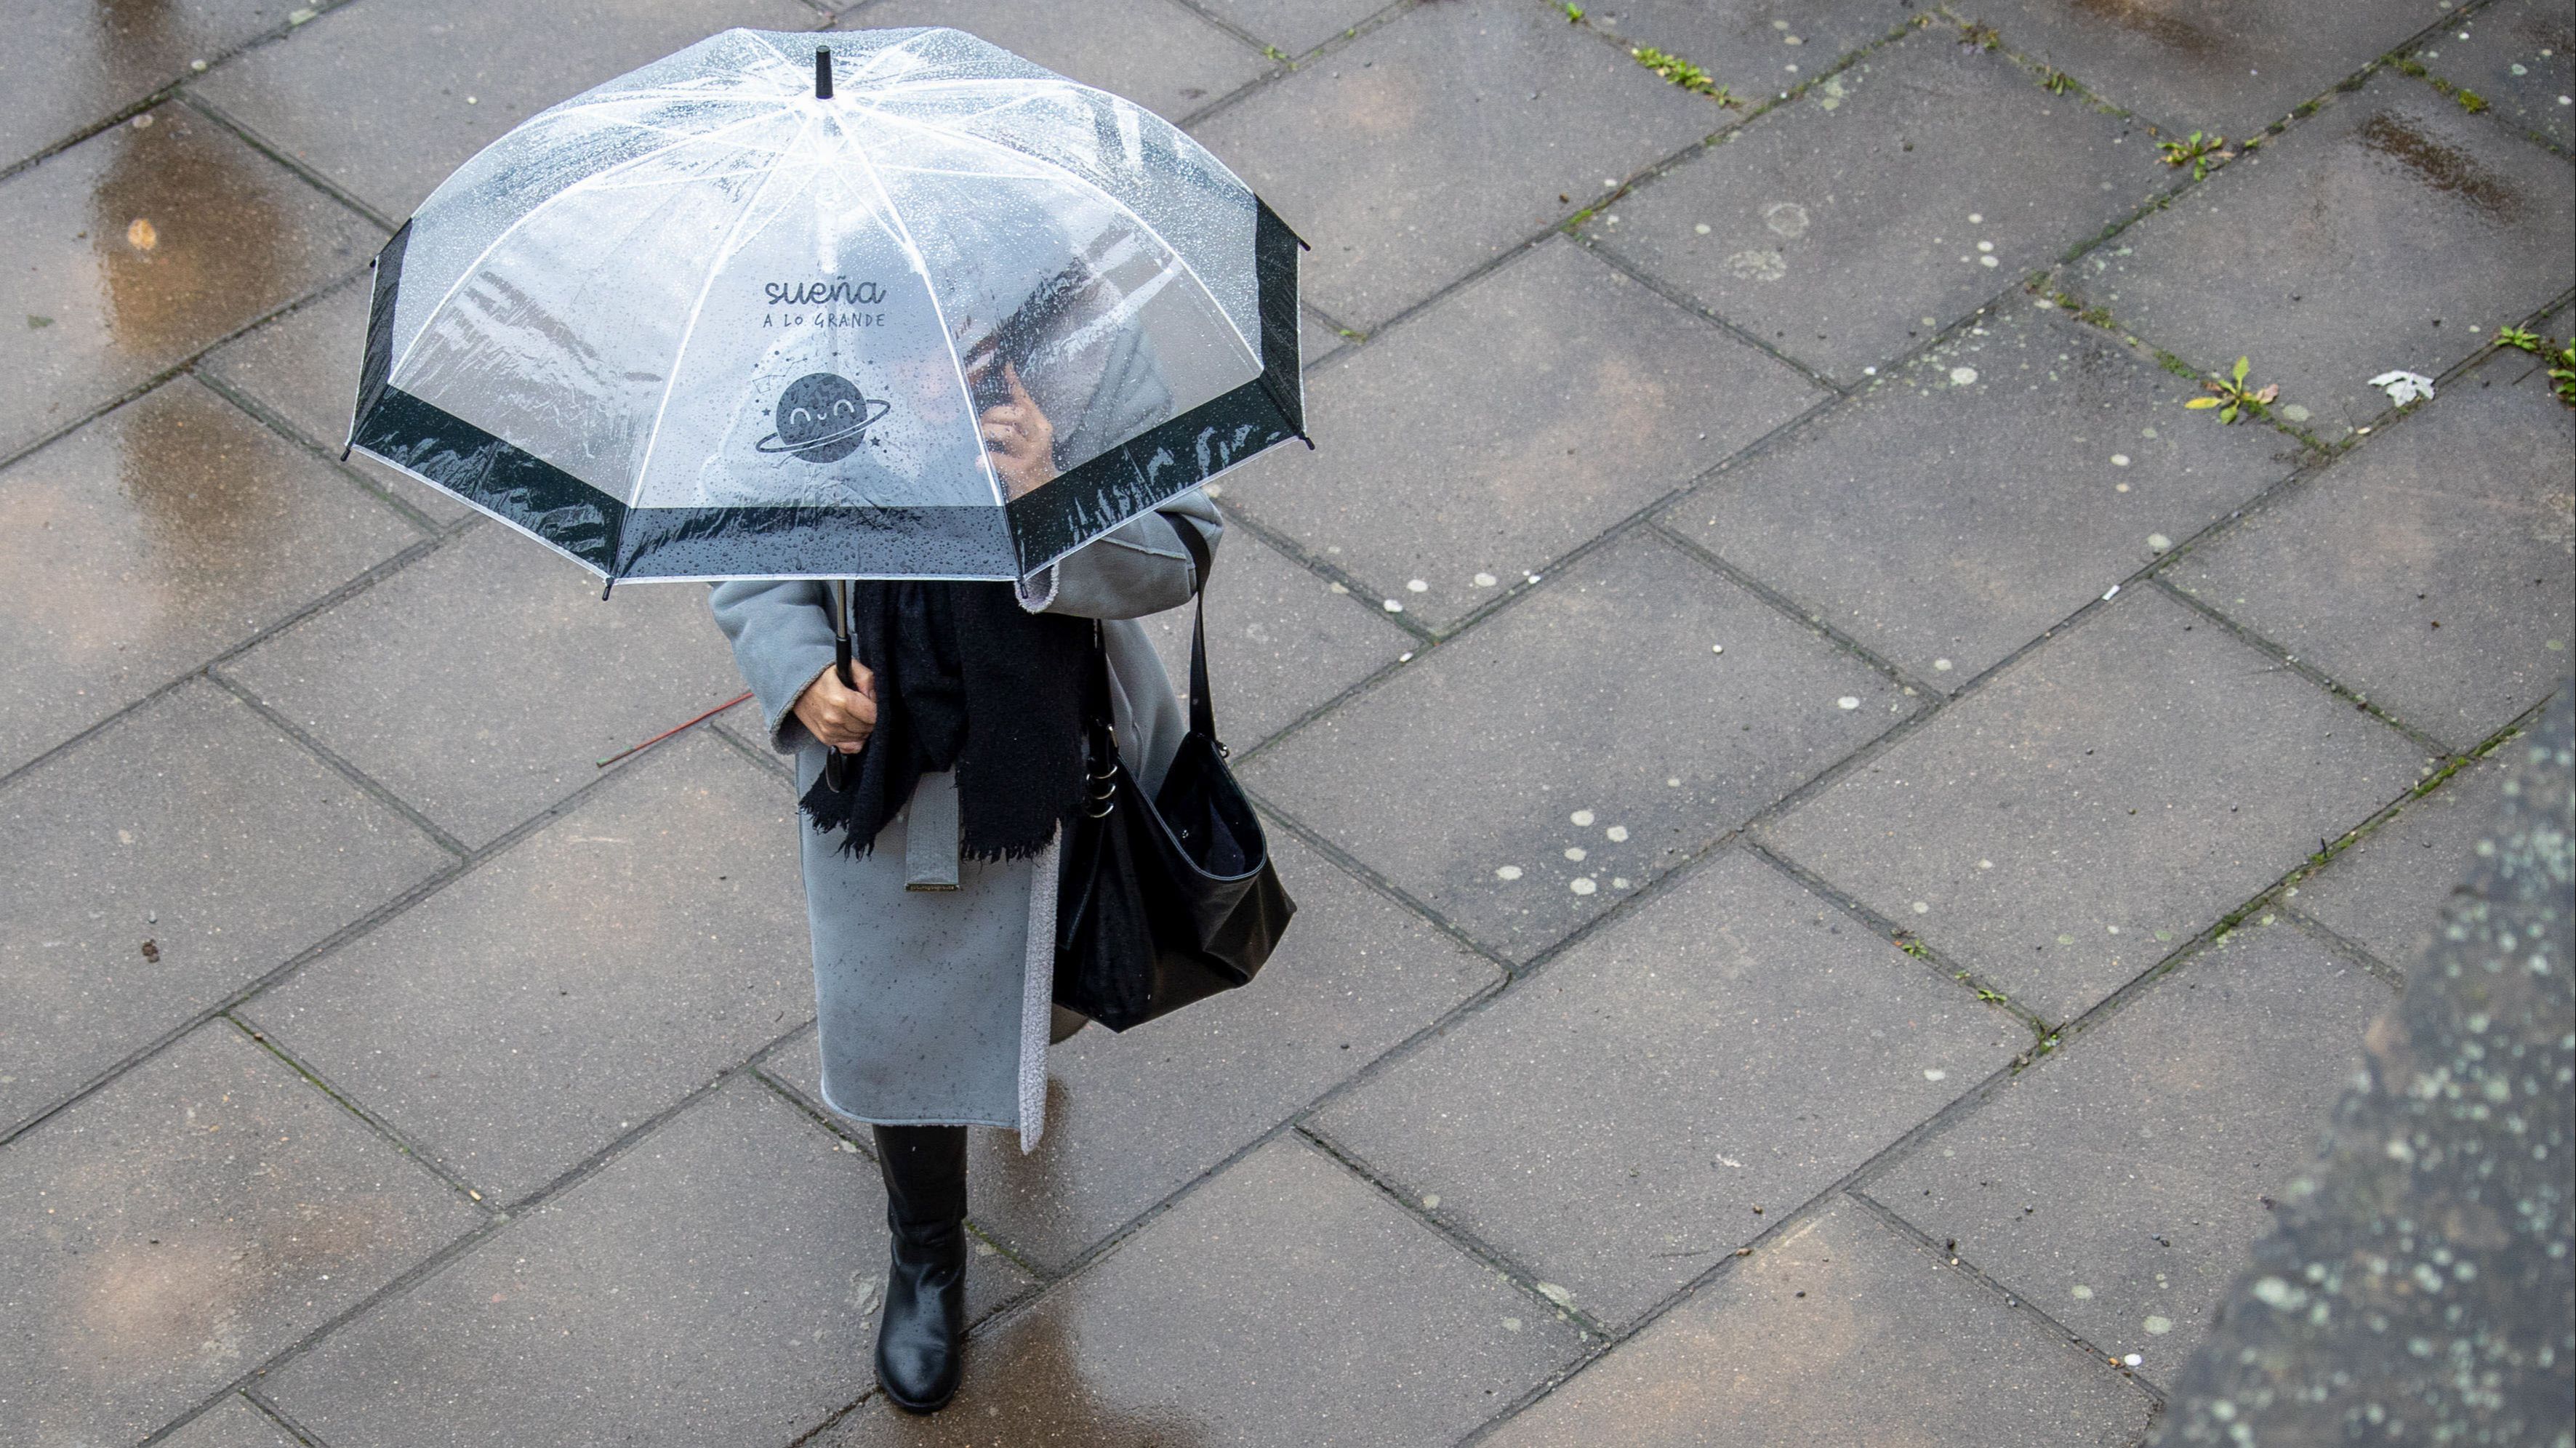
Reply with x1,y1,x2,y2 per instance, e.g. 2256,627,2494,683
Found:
348,27,1306,587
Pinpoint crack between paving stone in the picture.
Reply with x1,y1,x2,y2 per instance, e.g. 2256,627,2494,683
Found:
2143,575,2465,757
188,345,457,538
204,668,473,857
178,89,399,233
220,1013,497,1210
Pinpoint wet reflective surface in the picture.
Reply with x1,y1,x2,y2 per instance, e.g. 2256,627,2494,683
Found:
0,0,292,172
0,102,381,461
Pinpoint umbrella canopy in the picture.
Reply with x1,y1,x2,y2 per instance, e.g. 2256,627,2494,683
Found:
349,26,1305,584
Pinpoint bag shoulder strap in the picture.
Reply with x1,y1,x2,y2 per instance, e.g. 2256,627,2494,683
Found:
1168,512,1219,743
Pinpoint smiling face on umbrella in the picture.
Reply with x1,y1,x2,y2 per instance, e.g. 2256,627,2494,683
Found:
757,371,891,463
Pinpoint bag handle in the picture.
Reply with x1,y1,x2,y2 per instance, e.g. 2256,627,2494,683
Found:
1169,513,1219,744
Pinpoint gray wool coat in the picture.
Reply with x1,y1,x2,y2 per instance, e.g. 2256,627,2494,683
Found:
707,493,1219,1150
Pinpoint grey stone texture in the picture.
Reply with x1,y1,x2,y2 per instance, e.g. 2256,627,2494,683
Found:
241,734,814,1202
1221,236,1820,634
190,0,819,219
0,0,292,173
0,1022,480,1447
1670,302,2299,685
1192,0,1726,326
0,102,382,461
1578,0,1914,100
814,1138,1586,1447
1592,28,2169,382
2416,0,2576,150
1317,849,2023,1327
158,1396,303,1448
0,679,449,1135
261,1077,1032,1447
2063,71,2576,441
1245,530,1910,962
2295,760,2508,973
2156,688,2575,1446
1767,587,2428,1024
848,0,1268,120
0,377,421,773
1481,1199,2155,1448
1954,0,2441,135
1868,919,2393,1385
2167,342,2576,751
1186,0,1392,57
225,523,749,847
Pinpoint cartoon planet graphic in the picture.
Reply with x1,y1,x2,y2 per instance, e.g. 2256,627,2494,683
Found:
756,373,891,463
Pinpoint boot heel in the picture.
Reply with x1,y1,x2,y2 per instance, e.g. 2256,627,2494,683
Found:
872,1125,969,1412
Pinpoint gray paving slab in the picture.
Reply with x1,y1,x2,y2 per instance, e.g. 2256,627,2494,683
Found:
1592,28,2167,383
2063,71,2576,441
2415,0,2576,150
1577,0,1914,100
1189,0,1727,328
1317,849,2022,1327
0,1022,481,1447
1186,0,1392,57
1220,237,1819,633
260,1077,1032,1448
2294,759,2509,972
190,0,819,220
2167,346,2576,752
1865,917,2394,1386
0,678,449,1136
1670,302,2298,685
846,0,1267,120
1481,1197,2153,1448
1953,0,2440,135
240,733,814,1202
1766,587,2430,1024
0,377,424,776
0,0,293,174
159,1396,301,1448
195,275,473,526
1139,520,1414,749
0,100,381,462
814,1135,1586,1447
1245,529,1911,962
225,523,747,847
769,829,1497,1271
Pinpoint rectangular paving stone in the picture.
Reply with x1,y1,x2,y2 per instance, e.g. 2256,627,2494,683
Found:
2417,0,2576,149
1765,587,2429,1023
0,377,425,776
2063,72,2576,441
769,829,1498,1271
1,0,293,173
241,733,814,1202
1317,849,2023,1327
195,275,473,526
1592,29,2169,383
1579,0,1914,99
1672,303,2297,685
1480,1198,2152,1447
1863,917,2393,1385
1185,0,1392,57
261,1077,1032,1447
1190,0,1725,327
1,679,450,1136
190,0,819,220
1140,520,1414,749
0,101,381,462
1245,530,1911,962
848,0,1268,119
0,1022,481,1447
2294,759,2507,974
1221,237,1819,632
2167,344,2576,752
814,1136,1585,1447
159,1395,301,1448
227,523,747,846
1954,0,2439,134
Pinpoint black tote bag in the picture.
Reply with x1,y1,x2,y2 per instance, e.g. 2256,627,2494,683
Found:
1053,525,1296,1031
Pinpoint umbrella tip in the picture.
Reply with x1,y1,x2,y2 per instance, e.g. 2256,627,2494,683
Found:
814,47,832,100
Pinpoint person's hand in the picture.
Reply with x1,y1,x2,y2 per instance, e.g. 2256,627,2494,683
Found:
979,361,1058,499
793,661,877,755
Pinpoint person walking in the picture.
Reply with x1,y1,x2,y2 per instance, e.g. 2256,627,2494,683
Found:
709,366,1219,1415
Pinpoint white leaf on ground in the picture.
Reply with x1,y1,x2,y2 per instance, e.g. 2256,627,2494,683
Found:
2368,370,2436,406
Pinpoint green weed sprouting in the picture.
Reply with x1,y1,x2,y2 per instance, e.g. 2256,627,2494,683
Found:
2186,355,2277,423
1561,2,1585,21
2157,130,2233,180
1631,46,1736,107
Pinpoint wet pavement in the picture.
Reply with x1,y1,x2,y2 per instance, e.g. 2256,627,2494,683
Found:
0,1,2567,1444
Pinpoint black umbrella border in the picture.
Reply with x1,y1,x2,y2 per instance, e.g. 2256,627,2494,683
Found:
348,201,1307,584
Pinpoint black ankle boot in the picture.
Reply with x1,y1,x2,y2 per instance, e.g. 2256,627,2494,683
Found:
871,1124,968,1412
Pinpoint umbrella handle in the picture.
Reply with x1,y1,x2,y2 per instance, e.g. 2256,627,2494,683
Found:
824,579,855,791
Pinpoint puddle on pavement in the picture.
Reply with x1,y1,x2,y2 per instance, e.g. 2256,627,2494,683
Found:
2068,0,2228,57
85,104,291,358
864,1308,1215,1444
2356,111,2524,222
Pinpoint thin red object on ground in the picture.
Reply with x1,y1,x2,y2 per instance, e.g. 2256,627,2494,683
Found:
595,691,754,768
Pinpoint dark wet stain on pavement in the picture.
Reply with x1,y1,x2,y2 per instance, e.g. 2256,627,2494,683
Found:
2359,111,2524,223
2067,0,2227,57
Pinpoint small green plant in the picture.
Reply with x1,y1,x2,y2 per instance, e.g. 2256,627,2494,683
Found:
1560,1,1585,20
2157,130,2233,179
2498,325,2543,352
1974,987,2010,1005
2185,355,2277,423
2040,68,2078,94
1261,44,1288,62
2551,339,2576,409
1896,936,1930,960
1632,46,1715,94
2457,89,2489,113
1961,21,2002,50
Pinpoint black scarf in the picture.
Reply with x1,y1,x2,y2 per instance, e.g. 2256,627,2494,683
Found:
798,580,1092,861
